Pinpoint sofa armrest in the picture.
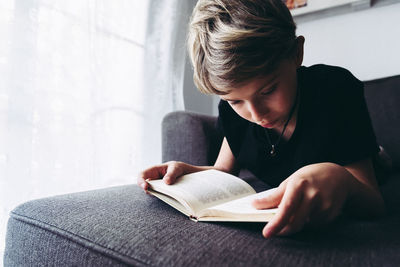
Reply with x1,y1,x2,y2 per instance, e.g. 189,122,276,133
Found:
162,111,223,166
364,74,400,170
5,174,400,266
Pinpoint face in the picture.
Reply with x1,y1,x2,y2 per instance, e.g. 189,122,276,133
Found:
220,59,300,130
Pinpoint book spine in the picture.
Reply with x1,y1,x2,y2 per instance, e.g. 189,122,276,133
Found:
189,215,199,222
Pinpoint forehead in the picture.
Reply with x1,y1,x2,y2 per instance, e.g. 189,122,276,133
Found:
231,59,294,89
221,71,278,98
220,60,295,100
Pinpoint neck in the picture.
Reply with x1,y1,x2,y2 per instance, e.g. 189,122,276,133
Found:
273,88,300,140
281,106,299,141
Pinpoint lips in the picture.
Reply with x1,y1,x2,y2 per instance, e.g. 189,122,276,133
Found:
261,123,274,128
260,120,276,128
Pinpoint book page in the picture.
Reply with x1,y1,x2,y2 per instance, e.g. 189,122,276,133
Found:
146,190,191,217
198,189,278,222
147,169,255,215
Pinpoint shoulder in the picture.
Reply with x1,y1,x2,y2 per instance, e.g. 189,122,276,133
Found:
301,64,358,78
298,65,378,165
300,64,364,102
301,64,363,90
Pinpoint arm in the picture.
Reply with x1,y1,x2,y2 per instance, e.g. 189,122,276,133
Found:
343,158,385,217
252,158,385,238
138,137,238,190
214,137,240,175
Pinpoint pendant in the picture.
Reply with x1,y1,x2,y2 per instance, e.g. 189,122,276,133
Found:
270,145,276,157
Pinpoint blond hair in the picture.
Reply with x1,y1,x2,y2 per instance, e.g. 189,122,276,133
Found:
187,0,297,94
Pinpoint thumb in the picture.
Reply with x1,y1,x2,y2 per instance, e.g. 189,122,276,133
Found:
163,164,181,185
252,187,284,209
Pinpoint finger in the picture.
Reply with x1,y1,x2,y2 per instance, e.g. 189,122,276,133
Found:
138,165,168,190
252,180,288,209
137,177,149,191
252,188,283,209
277,197,314,236
162,163,183,185
262,184,304,238
137,174,150,191
141,165,168,180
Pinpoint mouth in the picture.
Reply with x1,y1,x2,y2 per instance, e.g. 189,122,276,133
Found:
260,120,277,129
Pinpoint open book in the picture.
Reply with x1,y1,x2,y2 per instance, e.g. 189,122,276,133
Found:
146,169,277,222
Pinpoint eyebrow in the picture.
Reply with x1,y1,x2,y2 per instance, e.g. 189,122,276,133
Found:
222,76,278,102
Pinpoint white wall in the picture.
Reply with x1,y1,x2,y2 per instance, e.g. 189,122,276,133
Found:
183,53,218,115
182,0,219,115
184,2,400,116
297,2,400,81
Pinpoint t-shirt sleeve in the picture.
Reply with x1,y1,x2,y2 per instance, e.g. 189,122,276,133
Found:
217,100,250,158
327,68,379,165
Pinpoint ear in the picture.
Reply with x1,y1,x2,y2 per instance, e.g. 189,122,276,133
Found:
294,36,305,68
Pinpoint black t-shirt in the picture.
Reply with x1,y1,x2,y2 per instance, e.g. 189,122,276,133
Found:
217,64,379,187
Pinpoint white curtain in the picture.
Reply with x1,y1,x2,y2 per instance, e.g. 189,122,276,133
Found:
0,0,191,258
142,0,192,170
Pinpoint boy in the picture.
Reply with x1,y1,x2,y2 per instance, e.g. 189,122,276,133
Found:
138,0,384,238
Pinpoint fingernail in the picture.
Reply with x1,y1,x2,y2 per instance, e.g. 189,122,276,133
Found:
263,228,273,238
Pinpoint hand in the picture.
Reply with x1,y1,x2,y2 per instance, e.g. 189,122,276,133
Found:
252,163,354,238
137,161,193,191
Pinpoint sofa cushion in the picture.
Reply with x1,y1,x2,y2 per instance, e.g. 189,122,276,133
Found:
5,172,400,266
162,111,223,166
364,75,400,169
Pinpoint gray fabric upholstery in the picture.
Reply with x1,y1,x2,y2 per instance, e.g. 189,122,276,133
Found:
162,111,223,166
364,75,400,169
5,174,400,266
4,75,400,266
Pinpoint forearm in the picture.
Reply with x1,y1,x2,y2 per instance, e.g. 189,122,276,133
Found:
345,174,386,218
168,161,231,174
184,164,219,173
213,137,240,175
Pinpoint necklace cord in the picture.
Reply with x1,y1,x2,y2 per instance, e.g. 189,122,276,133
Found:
264,88,299,155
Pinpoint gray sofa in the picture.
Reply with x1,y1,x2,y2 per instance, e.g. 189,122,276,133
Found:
4,74,400,266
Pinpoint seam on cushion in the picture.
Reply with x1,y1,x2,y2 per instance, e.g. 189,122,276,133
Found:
9,212,151,266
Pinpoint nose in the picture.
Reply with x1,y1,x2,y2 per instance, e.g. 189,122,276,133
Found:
247,101,266,123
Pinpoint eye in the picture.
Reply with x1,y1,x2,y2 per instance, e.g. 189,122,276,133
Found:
260,86,277,96
228,100,241,106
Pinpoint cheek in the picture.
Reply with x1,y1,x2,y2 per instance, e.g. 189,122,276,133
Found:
273,96,287,113
274,87,296,113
